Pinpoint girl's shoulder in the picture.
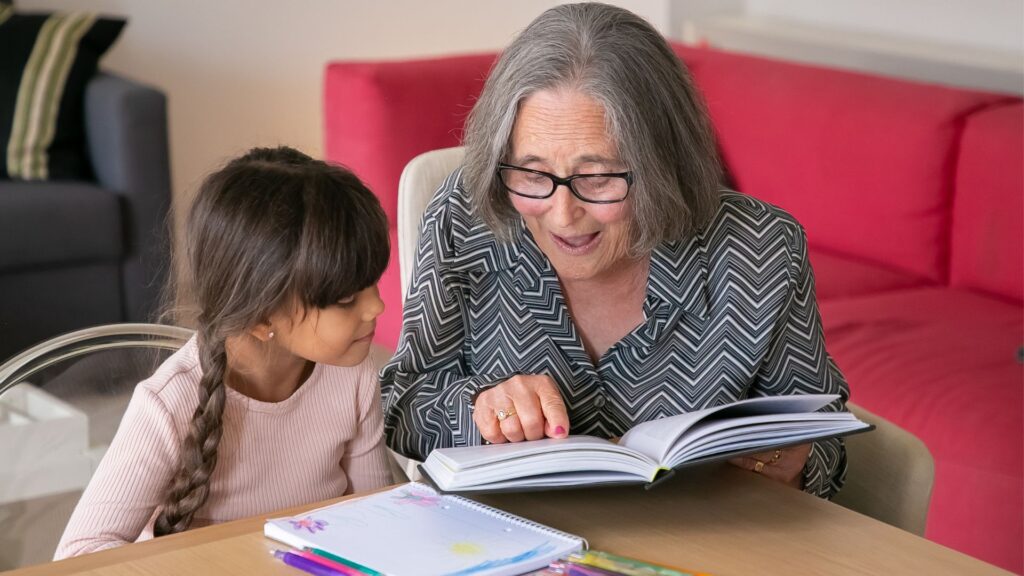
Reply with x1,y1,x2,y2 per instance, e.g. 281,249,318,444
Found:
134,336,204,411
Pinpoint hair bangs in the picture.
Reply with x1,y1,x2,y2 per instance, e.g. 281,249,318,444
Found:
289,169,390,310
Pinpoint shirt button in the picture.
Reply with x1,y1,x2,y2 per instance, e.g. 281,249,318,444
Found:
593,395,607,408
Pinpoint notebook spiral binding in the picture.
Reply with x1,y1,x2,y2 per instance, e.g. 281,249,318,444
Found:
410,482,589,550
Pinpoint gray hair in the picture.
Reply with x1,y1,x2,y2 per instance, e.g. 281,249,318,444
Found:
462,2,722,254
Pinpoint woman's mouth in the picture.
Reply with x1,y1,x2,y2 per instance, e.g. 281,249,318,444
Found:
354,330,375,343
551,231,600,255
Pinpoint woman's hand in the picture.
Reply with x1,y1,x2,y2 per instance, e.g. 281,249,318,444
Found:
730,443,812,489
473,375,570,443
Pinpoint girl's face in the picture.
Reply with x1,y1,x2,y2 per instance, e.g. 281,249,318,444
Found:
268,285,385,367
508,88,633,283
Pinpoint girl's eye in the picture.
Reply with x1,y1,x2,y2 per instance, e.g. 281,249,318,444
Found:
336,296,356,308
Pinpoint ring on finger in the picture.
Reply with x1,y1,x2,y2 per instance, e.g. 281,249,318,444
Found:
496,407,517,421
752,449,783,473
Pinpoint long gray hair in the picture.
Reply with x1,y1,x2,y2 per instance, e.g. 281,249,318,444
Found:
463,2,722,254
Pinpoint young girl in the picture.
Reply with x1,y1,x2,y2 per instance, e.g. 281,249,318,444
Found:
56,146,393,558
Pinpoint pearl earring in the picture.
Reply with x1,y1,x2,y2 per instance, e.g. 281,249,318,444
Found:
268,331,275,339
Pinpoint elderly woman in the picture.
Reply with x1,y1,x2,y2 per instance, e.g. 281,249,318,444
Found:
381,2,849,497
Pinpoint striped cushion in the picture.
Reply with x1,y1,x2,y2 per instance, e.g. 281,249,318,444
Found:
0,7,124,181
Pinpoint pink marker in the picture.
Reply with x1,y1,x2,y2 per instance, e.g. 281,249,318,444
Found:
294,549,368,576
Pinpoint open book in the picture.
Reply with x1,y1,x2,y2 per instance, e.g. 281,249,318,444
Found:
421,394,871,493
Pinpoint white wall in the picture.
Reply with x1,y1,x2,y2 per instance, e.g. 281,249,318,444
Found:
19,0,669,237
677,0,1023,94
746,0,1023,54
18,0,1022,233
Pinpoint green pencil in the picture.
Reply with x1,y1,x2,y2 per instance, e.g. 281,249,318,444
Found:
304,547,382,576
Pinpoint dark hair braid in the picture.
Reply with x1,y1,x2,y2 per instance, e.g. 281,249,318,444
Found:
153,328,228,536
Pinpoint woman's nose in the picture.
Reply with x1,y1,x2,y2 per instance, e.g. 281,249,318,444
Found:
547,183,584,226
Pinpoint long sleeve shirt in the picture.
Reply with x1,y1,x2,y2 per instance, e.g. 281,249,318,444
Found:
381,169,849,498
56,337,392,559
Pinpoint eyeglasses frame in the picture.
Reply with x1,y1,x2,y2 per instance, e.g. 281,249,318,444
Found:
496,162,634,204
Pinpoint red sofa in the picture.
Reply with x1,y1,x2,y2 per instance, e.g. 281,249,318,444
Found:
324,46,1023,573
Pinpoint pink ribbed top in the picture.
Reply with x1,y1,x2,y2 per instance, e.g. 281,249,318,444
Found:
55,337,393,559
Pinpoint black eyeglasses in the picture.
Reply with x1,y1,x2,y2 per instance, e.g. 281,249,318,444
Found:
497,163,633,204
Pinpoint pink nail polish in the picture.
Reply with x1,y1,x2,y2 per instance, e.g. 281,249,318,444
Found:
554,426,565,436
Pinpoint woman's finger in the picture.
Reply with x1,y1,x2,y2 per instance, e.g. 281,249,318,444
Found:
473,375,570,443
533,377,569,438
473,387,508,444
729,456,757,471
498,408,526,442
508,387,546,441
729,445,811,487
473,403,507,444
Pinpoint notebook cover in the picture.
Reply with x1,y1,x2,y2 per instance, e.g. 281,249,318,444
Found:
264,483,584,576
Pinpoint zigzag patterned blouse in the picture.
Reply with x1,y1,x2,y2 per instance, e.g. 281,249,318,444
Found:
381,169,849,498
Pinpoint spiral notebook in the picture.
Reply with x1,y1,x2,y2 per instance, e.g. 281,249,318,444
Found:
264,483,585,576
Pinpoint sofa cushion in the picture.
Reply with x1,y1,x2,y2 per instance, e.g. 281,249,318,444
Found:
324,54,495,225
819,287,1022,570
675,46,1012,284
808,247,932,301
0,9,124,181
950,102,1024,302
0,263,123,357
0,181,122,271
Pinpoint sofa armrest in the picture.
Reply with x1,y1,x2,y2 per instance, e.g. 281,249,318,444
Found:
84,72,172,323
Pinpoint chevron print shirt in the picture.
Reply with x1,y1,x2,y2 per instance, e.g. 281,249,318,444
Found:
381,169,850,498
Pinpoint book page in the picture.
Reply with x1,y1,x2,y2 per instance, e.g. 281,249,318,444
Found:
618,394,839,463
425,436,659,490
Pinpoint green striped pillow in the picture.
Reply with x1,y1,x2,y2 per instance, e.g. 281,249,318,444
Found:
0,8,124,181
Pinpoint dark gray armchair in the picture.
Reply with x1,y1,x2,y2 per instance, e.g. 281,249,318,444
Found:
0,73,171,361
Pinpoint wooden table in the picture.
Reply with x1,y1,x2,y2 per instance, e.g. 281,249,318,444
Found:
5,464,1009,576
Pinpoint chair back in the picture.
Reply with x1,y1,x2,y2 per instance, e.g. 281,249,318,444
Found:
390,147,467,480
0,323,193,569
833,403,935,536
397,146,466,301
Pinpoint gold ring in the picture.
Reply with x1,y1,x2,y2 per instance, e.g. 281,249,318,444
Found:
496,407,517,421
753,450,782,473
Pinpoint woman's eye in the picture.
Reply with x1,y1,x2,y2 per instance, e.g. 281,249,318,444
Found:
336,297,356,308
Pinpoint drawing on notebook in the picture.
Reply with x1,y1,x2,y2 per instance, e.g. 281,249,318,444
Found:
451,542,484,555
391,487,442,507
447,543,558,576
288,517,328,534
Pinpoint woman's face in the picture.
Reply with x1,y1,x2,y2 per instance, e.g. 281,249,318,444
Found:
508,88,633,283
